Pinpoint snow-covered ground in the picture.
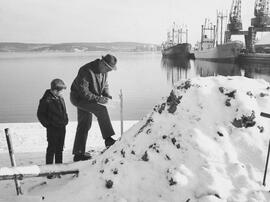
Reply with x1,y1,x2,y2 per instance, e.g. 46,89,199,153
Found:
0,121,137,155
1,76,270,202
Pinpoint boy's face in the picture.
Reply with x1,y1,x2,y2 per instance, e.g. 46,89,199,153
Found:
52,89,65,97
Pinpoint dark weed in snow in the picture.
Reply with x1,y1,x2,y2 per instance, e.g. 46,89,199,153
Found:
225,99,231,107
168,178,177,186
177,80,191,90
146,129,151,134
219,87,224,93
260,92,269,97
166,91,182,114
154,103,166,114
112,168,118,175
219,87,236,99
105,180,113,189
217,131,224,137
165,155,171,160
121,149,125,158
258,126,264,133
246,91,254,97
232,111,256,128
171,137,176,145
225,90,237,98
138,117,154,134
141,151,149,161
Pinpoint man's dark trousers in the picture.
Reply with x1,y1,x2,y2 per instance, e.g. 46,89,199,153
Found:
46,126,66,164
71,99,115,155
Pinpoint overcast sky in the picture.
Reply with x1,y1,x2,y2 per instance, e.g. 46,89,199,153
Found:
0,0,255,45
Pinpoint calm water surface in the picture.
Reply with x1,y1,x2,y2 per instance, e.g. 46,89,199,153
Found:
0,52,270,123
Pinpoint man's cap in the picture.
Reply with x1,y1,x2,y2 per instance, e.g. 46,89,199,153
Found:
102,54,117,70
51,79,67,91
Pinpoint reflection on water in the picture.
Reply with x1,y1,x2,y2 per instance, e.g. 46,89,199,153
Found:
161,57,192,86
161,57,270,86
195,60,241,77
239,62,270,83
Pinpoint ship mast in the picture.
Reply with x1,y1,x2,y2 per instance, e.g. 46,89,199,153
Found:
216,11,219,46
217,11,228,45
177,25,188,44
200,19,215,50
172,22,176,44
186,28,188,43
180,27,183,43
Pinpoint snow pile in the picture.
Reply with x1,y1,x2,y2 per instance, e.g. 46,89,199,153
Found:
5,76,270,202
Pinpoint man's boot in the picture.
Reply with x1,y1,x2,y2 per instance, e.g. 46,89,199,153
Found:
73,153,91,162
105,137,116,148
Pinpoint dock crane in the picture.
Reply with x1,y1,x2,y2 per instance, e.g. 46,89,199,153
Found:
228,0,242,31
225,0,248,43
226,0,270,53
251,0,270,28
246,0,270,52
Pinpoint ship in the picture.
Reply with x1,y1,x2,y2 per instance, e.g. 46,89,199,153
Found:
194,39,243,62
161,23,192,59
194,0,247,63
194,16,244,63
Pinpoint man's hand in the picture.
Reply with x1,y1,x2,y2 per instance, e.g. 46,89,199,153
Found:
97,96,109,104
105,95,112,99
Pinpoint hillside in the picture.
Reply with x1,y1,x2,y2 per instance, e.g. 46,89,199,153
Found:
0,42,160,52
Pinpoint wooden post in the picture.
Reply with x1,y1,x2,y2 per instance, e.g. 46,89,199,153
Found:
119,89,123,136
263,140,270,186
4,128,23,195
261,112,270,186
0,164,79,181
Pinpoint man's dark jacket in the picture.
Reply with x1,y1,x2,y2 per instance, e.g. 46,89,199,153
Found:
70,59,110,103
37,90,68,128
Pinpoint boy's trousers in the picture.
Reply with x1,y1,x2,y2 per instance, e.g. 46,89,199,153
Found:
46,126,66,164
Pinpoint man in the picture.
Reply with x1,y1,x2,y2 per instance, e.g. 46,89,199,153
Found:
70,54,117,162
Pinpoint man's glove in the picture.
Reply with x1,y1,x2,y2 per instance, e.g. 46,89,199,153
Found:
97,96,109,104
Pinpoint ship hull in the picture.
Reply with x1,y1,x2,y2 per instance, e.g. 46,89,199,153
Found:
162,43,192,58
238,53,270,64
194,42,243,63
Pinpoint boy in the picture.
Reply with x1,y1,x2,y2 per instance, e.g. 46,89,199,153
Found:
37,79,68,165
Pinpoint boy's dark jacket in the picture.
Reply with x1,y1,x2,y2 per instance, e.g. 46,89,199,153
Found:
37,90,68,128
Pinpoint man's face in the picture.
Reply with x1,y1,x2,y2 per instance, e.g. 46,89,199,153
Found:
99,60,112,73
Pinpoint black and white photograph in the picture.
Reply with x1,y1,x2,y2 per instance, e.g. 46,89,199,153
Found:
1,0,270,201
